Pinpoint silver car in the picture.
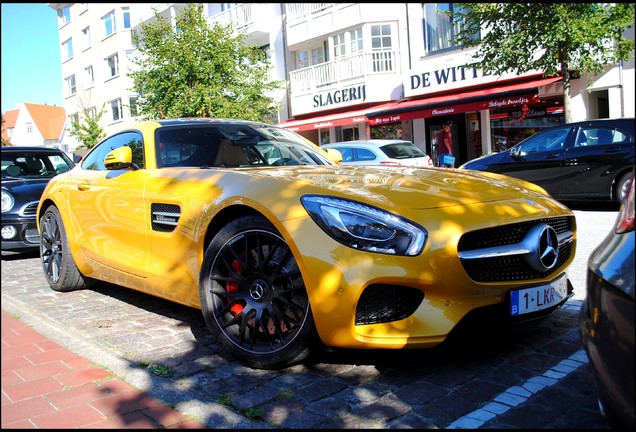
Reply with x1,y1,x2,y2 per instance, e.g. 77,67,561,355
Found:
323,139,433,167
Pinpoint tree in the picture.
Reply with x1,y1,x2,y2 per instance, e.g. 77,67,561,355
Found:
1,116,11,146
69,106,107,150
129,3,286,122
449,3,635,123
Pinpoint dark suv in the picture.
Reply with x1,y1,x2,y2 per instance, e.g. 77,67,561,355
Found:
1,146,75,253
460,118,635,205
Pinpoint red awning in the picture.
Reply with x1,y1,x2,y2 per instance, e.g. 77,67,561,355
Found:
367,76,561,125
278,102,398,132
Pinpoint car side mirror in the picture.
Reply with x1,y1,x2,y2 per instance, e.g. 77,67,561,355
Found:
325,148,343,164
510,146,523,160
104,146,139,170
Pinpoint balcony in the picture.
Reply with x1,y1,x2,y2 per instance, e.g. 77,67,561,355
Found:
289,50,401,95
207,3,274,47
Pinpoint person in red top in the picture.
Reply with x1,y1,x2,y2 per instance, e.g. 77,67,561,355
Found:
437,122,455,167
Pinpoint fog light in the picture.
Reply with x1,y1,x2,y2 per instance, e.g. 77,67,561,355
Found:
1,225,17,240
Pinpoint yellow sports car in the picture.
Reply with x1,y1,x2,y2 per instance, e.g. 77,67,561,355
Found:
37,118,576,369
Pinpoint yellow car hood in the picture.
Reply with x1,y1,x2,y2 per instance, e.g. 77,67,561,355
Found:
250,165,552,210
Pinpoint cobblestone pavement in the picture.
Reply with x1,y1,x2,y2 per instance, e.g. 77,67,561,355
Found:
1,207,618,429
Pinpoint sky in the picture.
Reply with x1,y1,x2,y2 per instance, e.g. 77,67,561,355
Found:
1,3,63,114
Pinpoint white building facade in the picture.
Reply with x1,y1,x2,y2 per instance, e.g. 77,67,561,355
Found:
48,3,634,166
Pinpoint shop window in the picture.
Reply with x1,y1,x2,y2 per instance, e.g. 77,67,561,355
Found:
342,127,359,141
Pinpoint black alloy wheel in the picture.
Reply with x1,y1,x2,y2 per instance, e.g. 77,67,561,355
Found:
199,215,317,369
40,206,90,292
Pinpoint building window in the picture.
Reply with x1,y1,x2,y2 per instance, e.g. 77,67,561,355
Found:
59,7,71,26
82,26,91,50
106,53,119,78
333,32,346,58
423,3,478,54
332,27,363,59
122,7,131,29
104,10,116,37
110,98,122,122
26,122,33,134
371,24,393,72
85,65,94,88
297,46,324,69
129,97,139,117
349,28,363,54
87,107,97,118
62,38,73,61
371,24,392,51
66,75,76,96
70,114,79,125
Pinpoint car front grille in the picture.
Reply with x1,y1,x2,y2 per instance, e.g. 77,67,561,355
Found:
355,284,424,325
457,216,575,282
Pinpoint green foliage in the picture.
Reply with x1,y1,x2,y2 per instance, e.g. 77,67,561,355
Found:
69,107,107,150
449,3,635,122
129,3,286,122
1,116,10,146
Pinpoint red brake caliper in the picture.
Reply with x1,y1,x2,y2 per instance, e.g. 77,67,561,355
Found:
226,258,244,315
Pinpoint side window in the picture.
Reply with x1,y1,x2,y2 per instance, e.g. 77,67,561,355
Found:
584,127,618,146
82,131,143,170
337,147,354,162
356,148,377,162
518,129,569,155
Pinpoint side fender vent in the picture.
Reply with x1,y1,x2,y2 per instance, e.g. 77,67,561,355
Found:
151,203,180,232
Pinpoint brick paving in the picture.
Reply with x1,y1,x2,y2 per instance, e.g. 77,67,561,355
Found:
2,310,205,429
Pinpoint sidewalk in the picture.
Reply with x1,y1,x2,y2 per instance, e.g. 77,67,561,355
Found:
1,309,205,429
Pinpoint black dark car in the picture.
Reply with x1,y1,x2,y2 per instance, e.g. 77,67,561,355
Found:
460,118,635,205
1,146,75,253
579,173,634,429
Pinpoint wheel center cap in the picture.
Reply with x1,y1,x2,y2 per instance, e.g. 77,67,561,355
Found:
249,281,268,301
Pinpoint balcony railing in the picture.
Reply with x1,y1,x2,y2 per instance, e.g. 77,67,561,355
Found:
208,3,254,31
286,3,333,19
289,50,401,94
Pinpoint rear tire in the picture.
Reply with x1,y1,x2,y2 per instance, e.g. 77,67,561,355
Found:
199,215,317,369
39,206,92,291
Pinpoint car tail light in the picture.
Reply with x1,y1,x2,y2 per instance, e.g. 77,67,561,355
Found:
615,175,634,234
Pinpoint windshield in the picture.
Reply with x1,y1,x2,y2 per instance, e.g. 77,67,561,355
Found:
1,150,75,179
156,124,335,168
380,142,428,159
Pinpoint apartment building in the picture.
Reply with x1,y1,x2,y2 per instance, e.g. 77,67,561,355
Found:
49,3,634,166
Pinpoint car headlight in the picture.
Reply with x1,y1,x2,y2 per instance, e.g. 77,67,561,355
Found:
1,190,15,212
301,195,426,256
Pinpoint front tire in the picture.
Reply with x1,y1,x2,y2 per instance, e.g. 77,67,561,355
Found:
199,215,317,369
40,205,92,291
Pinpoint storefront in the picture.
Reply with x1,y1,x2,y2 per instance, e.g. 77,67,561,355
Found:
365,75,565,166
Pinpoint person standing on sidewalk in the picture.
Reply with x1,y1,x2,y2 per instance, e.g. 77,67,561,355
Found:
437,122,455,167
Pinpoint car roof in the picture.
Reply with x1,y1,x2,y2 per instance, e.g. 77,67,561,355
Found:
323,139,414,148
1,146,67,153
154,118,273,127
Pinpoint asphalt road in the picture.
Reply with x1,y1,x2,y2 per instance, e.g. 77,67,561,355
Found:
1,203,620,429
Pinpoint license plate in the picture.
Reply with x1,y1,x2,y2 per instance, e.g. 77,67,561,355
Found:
510,275,568,316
